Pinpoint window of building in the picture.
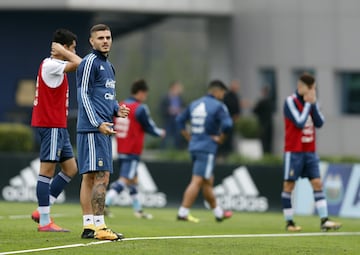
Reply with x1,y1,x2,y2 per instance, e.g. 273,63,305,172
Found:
337,72,360,114
259,68,277,112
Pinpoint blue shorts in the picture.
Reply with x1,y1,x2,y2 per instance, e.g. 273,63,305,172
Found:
35,127,74,162
77,132,113,175
117,154,140,180
191,151,215,179
283,152,320,181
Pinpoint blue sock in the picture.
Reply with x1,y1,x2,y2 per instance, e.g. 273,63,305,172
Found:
37,175,51,207
129,185,141,212
314,190,328,219
110,180,125,193
37,175,51,226
281,191,293,221
50,171,71,199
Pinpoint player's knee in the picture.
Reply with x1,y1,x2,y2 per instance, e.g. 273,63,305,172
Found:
60,158,78,177
311,180,323,190
63,166,77,178
283,181,295,192
313,184,322,191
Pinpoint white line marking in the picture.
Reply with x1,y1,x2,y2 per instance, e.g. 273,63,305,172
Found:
0,244,86,255
1,232,359,255
0,214,67,220
123,232,360,240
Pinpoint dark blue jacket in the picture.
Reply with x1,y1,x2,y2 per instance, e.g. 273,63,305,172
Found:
76,50,119,132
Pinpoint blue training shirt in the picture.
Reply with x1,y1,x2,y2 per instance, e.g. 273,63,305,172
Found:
76,50,120,132
176,94,233,154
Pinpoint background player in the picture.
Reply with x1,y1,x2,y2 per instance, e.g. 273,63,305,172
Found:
105,79,165,219
31,28,81,232
282,73,341,232
176,80,233,223
76,24,130,240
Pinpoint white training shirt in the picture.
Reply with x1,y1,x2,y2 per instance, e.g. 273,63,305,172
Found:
41,58,67,88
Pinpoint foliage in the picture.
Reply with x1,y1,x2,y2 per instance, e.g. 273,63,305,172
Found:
146,149,360,165
0,123,34,152
111,25,208,125
226,153,282,165
144,135,168,150
147,149,191,162
319,155,360,164
235,116,260,139
226,153,360,165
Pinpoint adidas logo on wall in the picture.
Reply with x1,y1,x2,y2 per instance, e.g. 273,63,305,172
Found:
1,158,65,203
111,162,167,208
212,166,268,212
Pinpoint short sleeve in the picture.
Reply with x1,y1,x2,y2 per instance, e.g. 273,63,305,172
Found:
41,58,67,88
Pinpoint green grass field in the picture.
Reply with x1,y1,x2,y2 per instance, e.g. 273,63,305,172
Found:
0,201,359,255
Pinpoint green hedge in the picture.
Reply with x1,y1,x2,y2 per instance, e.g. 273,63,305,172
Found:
147,149,360,165
0,123,34,152
235,116,260,139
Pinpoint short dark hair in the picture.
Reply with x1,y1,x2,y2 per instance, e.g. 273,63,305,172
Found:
299,73,315,87
131,79,148,95
52,28,77,47
208,80,228,91
90,24,110,35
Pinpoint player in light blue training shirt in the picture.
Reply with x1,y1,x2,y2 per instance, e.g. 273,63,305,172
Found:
176,80,233,223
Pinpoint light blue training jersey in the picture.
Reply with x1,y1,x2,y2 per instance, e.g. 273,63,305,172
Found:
176,94,233,154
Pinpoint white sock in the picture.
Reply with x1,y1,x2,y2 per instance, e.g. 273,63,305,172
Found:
83,214,94,227
38,206,51,226
178,206,190,217
105,189,118,206
94,215,105,227
38,206,50,214
49,195,57,205
213,206,224,218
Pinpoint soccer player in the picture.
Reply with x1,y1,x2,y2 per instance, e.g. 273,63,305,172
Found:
105,79,165,219
176,80,233,223
282,73,341,231
76,24,130,240
31,28,81,232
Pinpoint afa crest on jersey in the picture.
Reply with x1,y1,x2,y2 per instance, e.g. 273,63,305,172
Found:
98,159,104,167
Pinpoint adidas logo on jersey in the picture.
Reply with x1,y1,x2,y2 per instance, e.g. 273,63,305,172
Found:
211,166,268,212
100,65,105,70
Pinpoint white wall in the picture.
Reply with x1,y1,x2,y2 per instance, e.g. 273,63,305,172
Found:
229,0,360,156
